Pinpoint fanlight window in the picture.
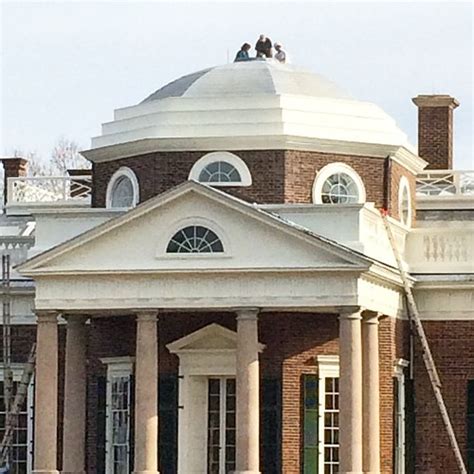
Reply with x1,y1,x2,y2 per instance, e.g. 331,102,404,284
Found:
166,226,224,253
111,176,134,208
199,161,241,183
321,173,359,204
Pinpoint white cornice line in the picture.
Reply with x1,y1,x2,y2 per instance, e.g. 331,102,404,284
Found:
81,136,422,169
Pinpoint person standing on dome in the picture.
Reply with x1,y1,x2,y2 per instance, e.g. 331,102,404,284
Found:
274,43,289,63
234,43,251,62
255,34,272,58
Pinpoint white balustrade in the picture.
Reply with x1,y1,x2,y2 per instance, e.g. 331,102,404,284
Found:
406,228,474,273
7,176,92,206
416,170,474,197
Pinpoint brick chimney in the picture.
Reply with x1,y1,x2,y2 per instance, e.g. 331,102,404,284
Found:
412,94,459,169
0,157,28,205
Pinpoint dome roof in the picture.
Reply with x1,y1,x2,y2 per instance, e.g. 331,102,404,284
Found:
141,60,351,102
88,59,417,160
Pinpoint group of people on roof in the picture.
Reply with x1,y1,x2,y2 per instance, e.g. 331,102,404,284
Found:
234,34,288,63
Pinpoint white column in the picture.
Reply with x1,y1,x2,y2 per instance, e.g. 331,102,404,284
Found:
33,311,59,474
134,312,159,474
235,309,260,474
362,311,381,474
62,316,87,474
339,309,363,474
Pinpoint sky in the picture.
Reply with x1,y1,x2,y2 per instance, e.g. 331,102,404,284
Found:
1,1,473,169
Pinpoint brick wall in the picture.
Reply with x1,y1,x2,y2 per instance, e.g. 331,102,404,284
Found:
92,150,286,207
413,321,474,473
412,95,459,170
416,107,453,170
92,149,413,224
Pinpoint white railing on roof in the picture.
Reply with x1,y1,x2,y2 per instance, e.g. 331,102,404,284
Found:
7,176,92,206
416,170,474,197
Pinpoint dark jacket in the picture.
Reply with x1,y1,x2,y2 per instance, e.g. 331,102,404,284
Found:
255,38,272,57
234,49,250,62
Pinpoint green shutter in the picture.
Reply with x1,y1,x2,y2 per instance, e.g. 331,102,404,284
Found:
467,380,474,474
302,374,318,474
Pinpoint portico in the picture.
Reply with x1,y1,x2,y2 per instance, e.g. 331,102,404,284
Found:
19,182,404,474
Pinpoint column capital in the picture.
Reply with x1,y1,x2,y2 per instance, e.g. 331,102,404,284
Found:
135,311,159,322
235,308,259,321
338,306,362,321
362,310,381,324
64,314,89,325
35,311,59,324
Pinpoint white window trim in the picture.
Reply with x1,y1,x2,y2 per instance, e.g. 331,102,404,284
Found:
188,152,252,187
398,176,412,227
106,166,140,209
101,357,134,474
156,216,232,259
0,364,34,473
394,359,409,474
317,355,340,474
312,162,366,204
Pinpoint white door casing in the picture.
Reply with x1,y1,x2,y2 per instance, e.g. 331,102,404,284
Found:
167,323,264,474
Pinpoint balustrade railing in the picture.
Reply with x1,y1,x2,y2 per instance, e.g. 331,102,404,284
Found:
7,176,92,205
0,237,34,268
416,170,474,197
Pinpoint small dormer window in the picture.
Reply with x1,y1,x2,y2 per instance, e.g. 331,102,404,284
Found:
166,226,224,253
189,152,252,187
313,163,366,204
106,167,139,209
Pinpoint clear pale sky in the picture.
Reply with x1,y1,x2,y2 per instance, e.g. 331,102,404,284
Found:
1,1,473,169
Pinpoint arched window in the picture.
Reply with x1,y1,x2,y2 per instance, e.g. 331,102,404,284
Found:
106,167,139,209
189,152,252,186
313,163,366,204
166,226,224,253
398,176,412,226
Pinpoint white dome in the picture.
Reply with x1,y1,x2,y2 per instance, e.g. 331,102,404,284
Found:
141,60,351,101
89,59,416,158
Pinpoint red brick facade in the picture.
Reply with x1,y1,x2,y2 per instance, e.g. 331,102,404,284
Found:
92,149,416,225
412,95,459,170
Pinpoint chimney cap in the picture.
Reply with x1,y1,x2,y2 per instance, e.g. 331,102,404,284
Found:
412,94,459,109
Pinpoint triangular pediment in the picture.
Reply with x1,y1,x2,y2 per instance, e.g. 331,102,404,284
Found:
18,181,370,276
166,323,265,353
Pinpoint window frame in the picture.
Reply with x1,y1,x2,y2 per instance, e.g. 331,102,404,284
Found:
398,176,412,227
394,359,409,474
312,163,366,204
0,364,34,474
188,152,252,187
158,218,231,259
106,167,140,209
317,355,340,474
166,225,224,254
101,357,134,474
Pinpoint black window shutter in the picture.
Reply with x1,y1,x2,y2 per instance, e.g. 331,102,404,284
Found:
467,380,474,474
159,374,178,474
261,377,282,474
95,375,107,473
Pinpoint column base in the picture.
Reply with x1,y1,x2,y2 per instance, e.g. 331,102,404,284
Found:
338,471,364,474
61,471,86,474
133,471,160,474
33,471,60,474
